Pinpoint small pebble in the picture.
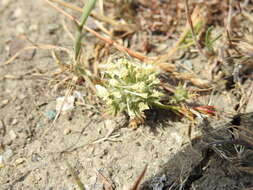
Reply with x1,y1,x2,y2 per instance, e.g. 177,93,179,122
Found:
11,119,18,126
15,157,25,166
2,99,9,105
18,94,27,100
9,129,18,140
63,128,71,135
16,23,26,34
12,8,23,19
31,153,42,162
56,96,75,113
2,149,13,162
16,106,23,111
29,24,38,32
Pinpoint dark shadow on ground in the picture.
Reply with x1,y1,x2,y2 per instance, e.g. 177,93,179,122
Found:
140,115,253,190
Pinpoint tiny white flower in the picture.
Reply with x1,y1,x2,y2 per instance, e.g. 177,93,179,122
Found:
108,79,119,86
95,85,109,98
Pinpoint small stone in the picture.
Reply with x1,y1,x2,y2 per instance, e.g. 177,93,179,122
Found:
14,158,25,166
12,7,23,19
2,149,13,162
56,96,75,113
2,99,9,105
18,94,27,100
31,153,42,162
16,23,26,34
29,24,38,32
9,129,18,140
11,119,18,126
63,128,71,135
16,106,23,111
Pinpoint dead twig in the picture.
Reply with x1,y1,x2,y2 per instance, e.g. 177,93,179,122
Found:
237,83,253,113
49,0,118,26
44,0,146,62
242,10,253,24
129,165,148,190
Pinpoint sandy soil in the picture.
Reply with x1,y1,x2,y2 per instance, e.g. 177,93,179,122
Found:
1,1,253,190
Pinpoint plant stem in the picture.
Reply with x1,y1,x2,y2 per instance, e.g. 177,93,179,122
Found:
75,0,97,59
152,101,180,114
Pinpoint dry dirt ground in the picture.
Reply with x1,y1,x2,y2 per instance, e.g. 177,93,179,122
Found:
1,1,253,190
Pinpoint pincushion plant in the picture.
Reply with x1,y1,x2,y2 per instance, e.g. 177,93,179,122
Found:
96,57,183,122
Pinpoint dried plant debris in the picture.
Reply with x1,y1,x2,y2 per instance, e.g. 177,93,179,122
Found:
202,112,253,174
140,113,253,190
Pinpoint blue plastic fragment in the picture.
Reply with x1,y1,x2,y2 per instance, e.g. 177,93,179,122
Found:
44,110,56,120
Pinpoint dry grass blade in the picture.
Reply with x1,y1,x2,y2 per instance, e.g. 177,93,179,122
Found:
1,44,72,66
234,126,253,149
44,0,146,62
129,165,148,190
184,0,207,58
74,0,97,59
226,0,234,35
155,6,203,64
236,125,253,137
242,11,253,24
49,0,118,26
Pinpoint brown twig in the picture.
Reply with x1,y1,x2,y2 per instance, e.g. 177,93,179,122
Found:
129,165,148,190
45,0,79,25
44,0,146,62
50,0,118,26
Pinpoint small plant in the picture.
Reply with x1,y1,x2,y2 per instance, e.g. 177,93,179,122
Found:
75,0,97,60
96,57,164,120
170,84,191,104
204,26,222,53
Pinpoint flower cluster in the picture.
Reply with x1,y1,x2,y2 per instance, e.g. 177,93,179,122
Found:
96,58,163,119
